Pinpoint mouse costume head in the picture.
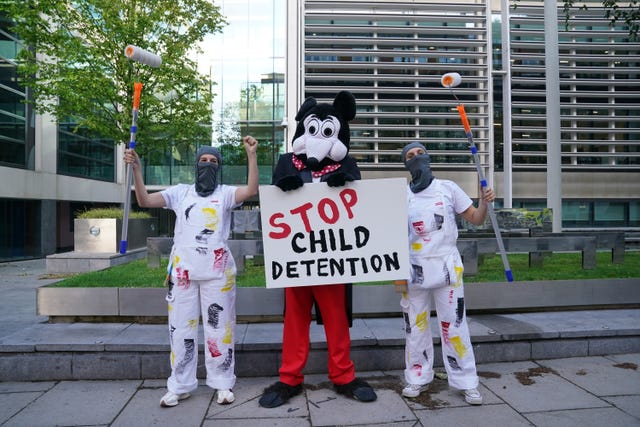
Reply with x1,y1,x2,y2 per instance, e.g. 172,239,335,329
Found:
195,146,222,197
402,141,433,193
291,91,356,171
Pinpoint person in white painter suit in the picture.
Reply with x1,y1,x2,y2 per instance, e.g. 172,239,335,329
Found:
124,135,258,407
399,141,495,405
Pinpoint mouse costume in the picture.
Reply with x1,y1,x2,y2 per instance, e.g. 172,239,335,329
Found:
272,91,360,192
260,91,376,408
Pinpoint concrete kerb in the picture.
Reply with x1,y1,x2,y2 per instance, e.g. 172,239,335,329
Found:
1,310,640,381
36,278,640,321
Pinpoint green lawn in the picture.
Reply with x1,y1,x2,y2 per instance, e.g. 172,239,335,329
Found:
49,250,640,288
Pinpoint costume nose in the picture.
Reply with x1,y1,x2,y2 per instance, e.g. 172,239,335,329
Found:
306,157,321,170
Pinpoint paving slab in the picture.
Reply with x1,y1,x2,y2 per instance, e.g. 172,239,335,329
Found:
206,376,292,418
209,378,308,420
414,404,534,426
523,407,640,427
3,380,141,427
404,381,502,410
105,323,169,351
204,418,310,426
361,317,405,345
602,395,640,420
467,315,504,343
0,392,44,425
307,387,415,426
475,360,608,413
241,322,283,351
112,386,212,427
608,352,640,366
519,310,627,338
475,313,558,340
0,323,130,352
541,355,640,396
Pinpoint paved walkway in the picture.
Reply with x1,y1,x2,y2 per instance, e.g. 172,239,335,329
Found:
1,259,639,426
2,354,639,426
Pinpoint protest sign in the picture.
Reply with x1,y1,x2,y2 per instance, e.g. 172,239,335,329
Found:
258,178,409,288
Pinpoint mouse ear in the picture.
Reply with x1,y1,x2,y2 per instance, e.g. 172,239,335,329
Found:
295,97,317,121
332,91,356,122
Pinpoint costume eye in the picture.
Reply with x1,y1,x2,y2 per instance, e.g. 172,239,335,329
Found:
304,116,321,136
321,119,337,138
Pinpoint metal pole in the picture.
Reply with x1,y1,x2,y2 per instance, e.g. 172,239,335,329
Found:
545,0,563,232
501,0,513,208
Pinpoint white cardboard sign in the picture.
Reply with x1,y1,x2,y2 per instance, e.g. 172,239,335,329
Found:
258,178,409,288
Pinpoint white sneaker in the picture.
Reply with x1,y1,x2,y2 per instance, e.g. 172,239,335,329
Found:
217,389,235,404
463,388,483,405
160,391,191,407
402,383,429,398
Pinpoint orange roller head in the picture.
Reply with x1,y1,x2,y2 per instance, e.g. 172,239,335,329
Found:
441,72,462,88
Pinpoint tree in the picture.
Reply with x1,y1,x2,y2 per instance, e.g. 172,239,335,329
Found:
599,0,638,40
1,0,226,153
514,0,638,41
562,0,638,40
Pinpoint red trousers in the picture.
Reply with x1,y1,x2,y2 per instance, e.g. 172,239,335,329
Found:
279,284,355,386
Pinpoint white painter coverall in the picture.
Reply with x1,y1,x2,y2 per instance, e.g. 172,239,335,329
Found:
162,183,240,394
401,179,479,390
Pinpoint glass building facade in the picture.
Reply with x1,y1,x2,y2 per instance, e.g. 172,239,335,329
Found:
0,13,34,170
206,0,286,187
1,13,39,259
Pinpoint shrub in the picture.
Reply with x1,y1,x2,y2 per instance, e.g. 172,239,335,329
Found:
75,207,152,220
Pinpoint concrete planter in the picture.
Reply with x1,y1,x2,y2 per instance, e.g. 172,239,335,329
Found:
37,278,640,322
74,218,158,253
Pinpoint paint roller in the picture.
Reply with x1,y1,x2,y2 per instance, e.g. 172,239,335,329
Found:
120,45,161,254
124,45,162,68
441,72,514,282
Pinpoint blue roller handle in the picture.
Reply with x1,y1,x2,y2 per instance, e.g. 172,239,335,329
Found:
119,140,136,254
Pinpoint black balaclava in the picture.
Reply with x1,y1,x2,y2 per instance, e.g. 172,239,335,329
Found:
195,146,222,197
402,141,434,193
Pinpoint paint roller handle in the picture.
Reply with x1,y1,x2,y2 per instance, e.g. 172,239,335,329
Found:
121,82,143,253
456,104,472,134
455,103,514,282
128,82,143,150
394,279,408,293
133,82,143,110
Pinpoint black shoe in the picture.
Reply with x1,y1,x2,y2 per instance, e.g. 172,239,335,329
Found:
335,378,377,402
258,381,303,408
